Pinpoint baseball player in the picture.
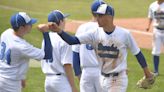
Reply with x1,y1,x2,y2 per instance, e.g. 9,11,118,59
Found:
72,1,105,92
38,3,155,92
0,12,51,92
38,10,78,92
146,0,164,76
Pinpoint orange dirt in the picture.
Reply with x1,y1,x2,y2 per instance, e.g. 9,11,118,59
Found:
65,18,153,50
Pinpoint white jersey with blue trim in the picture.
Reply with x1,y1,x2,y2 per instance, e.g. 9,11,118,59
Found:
0,28,44,80
148,1,164,29
77,26,140,73
41,32,72,75
72,22,100,67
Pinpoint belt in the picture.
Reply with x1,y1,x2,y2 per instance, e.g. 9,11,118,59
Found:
101,72,119,77
56,73,61,75
156,27,164,30
47,73,62,76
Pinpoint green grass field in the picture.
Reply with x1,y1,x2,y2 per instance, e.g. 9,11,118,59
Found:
0,0,163,92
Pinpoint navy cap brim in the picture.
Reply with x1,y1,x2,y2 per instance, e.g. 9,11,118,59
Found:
27,18,37,25
63,14,70,18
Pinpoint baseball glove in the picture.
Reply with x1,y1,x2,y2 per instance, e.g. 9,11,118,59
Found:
136,75,155,89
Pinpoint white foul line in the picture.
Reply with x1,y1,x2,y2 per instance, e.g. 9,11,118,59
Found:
0,5,46,16
129,29,153,36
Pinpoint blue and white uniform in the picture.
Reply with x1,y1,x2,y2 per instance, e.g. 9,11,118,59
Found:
148,1,164,55
76,26,140,92
0,29,44,92
41,32,73,92
57,3,147,92
72,22,101,92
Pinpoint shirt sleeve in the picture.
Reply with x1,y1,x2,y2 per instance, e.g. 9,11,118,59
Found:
126,32,140,55
60,42,72,65
19,42,45,60
77,28,97,45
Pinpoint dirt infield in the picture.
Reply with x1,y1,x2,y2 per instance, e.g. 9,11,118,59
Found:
65,18,153,50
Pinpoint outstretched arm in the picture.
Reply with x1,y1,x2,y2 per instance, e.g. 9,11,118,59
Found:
58,31,80,45
73,51,81,81
37,23,80,45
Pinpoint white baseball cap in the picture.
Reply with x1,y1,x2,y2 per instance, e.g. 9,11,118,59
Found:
94,4,114,16
10,12,37,29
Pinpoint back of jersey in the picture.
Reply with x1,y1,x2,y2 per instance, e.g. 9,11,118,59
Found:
72,22,100,68
41,32,72,75
0,29,29,80
0,28,44,80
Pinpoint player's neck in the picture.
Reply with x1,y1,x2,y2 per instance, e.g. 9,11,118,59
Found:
14,30,24,38
103,25,115,32
91,17,97,22
158,0,164,4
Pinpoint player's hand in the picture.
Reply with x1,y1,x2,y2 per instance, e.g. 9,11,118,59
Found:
48,22,62,33
146,27,150,32
21,79,26,88
37,24,50,32
77,75,81,81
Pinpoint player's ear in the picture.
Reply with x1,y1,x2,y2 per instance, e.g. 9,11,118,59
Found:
19,25,26,31
59,20,65,28
19,26,24,30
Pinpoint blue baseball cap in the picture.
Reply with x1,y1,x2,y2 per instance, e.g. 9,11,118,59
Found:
10,12,37,29
91,0,105,12
94,4,114,16
48,10,69,25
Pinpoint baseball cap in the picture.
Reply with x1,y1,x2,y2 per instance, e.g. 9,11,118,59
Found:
48,10,69,25
91,0,105,12
94,4,114,16
10,12,37,29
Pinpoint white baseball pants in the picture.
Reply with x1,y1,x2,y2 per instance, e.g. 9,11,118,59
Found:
152,28,164,55
45,74,72,92
100,71,128,92
80,67,101,92
0,76,21,92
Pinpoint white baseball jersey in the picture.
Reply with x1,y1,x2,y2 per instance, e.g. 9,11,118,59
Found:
41,32,72,75
41,32,73,92
148,1,164,29
72,22,102,92
72,22,100,67
0,28,44,81
77,26,140,74
148,1,164,55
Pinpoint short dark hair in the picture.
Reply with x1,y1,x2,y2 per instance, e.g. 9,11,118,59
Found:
12,25,26,32
92,12,97,17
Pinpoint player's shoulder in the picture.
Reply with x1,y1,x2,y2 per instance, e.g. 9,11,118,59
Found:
149,1,158,8
49,32,62,43
1,28,13,37
76,22,98,34
49,32,70,46
49,32,64,41
115,26,130,34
